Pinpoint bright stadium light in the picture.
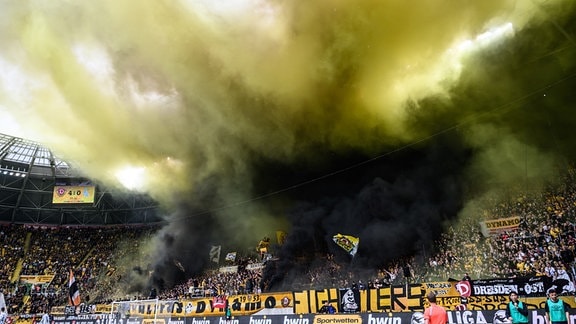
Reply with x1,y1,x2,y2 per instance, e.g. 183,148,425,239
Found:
450,22,514,55
115,166,146,191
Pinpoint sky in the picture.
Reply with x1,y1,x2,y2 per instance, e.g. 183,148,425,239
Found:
1,0,576,292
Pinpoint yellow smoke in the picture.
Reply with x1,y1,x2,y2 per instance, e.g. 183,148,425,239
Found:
0,0,558,204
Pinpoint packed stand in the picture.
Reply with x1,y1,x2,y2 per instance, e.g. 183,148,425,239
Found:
0,224,158,315
424,173,576,289
2,171,576,316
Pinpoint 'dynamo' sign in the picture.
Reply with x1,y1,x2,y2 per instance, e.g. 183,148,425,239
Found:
43,310,576,324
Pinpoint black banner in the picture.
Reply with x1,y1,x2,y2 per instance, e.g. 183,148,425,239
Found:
471,276,550,297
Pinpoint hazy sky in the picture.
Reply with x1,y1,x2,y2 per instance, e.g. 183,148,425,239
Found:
1,0,576,290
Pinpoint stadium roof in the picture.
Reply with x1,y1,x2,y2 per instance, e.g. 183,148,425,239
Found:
0,133,78,178
0,133,162,226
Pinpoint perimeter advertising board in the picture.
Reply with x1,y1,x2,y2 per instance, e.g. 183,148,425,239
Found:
40,310,576,324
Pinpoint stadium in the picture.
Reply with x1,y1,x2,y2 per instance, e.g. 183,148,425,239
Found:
1,1,576,324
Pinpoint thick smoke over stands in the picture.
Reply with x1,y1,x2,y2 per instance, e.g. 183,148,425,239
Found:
1,0,576,292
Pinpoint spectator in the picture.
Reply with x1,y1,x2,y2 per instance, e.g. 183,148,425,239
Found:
0,307,7,324
39,307,50,324
319,301,336,314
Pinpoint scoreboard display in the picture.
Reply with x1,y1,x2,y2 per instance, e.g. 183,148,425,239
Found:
52,185,96,204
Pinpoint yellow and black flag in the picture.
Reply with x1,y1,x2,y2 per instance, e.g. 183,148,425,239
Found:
332,233,359,257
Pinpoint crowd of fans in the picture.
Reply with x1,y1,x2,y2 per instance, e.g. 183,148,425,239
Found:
1,171,576,316
423,175,576,284
0,225,156,315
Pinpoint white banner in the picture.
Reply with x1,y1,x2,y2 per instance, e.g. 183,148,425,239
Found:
246,263,264,271
219,265,239,273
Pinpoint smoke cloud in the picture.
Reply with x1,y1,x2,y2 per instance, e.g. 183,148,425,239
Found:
1,0,576,292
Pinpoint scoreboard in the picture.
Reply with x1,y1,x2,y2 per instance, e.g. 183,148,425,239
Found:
52,185,96,204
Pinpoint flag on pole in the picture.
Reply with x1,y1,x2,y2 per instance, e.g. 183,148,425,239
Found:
68,269,81,306
0,292,6,312
332,233,359,257
276,231,287,245
174,259,185,272
209,245,221,263
225,252,237,262
213,295,227,309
